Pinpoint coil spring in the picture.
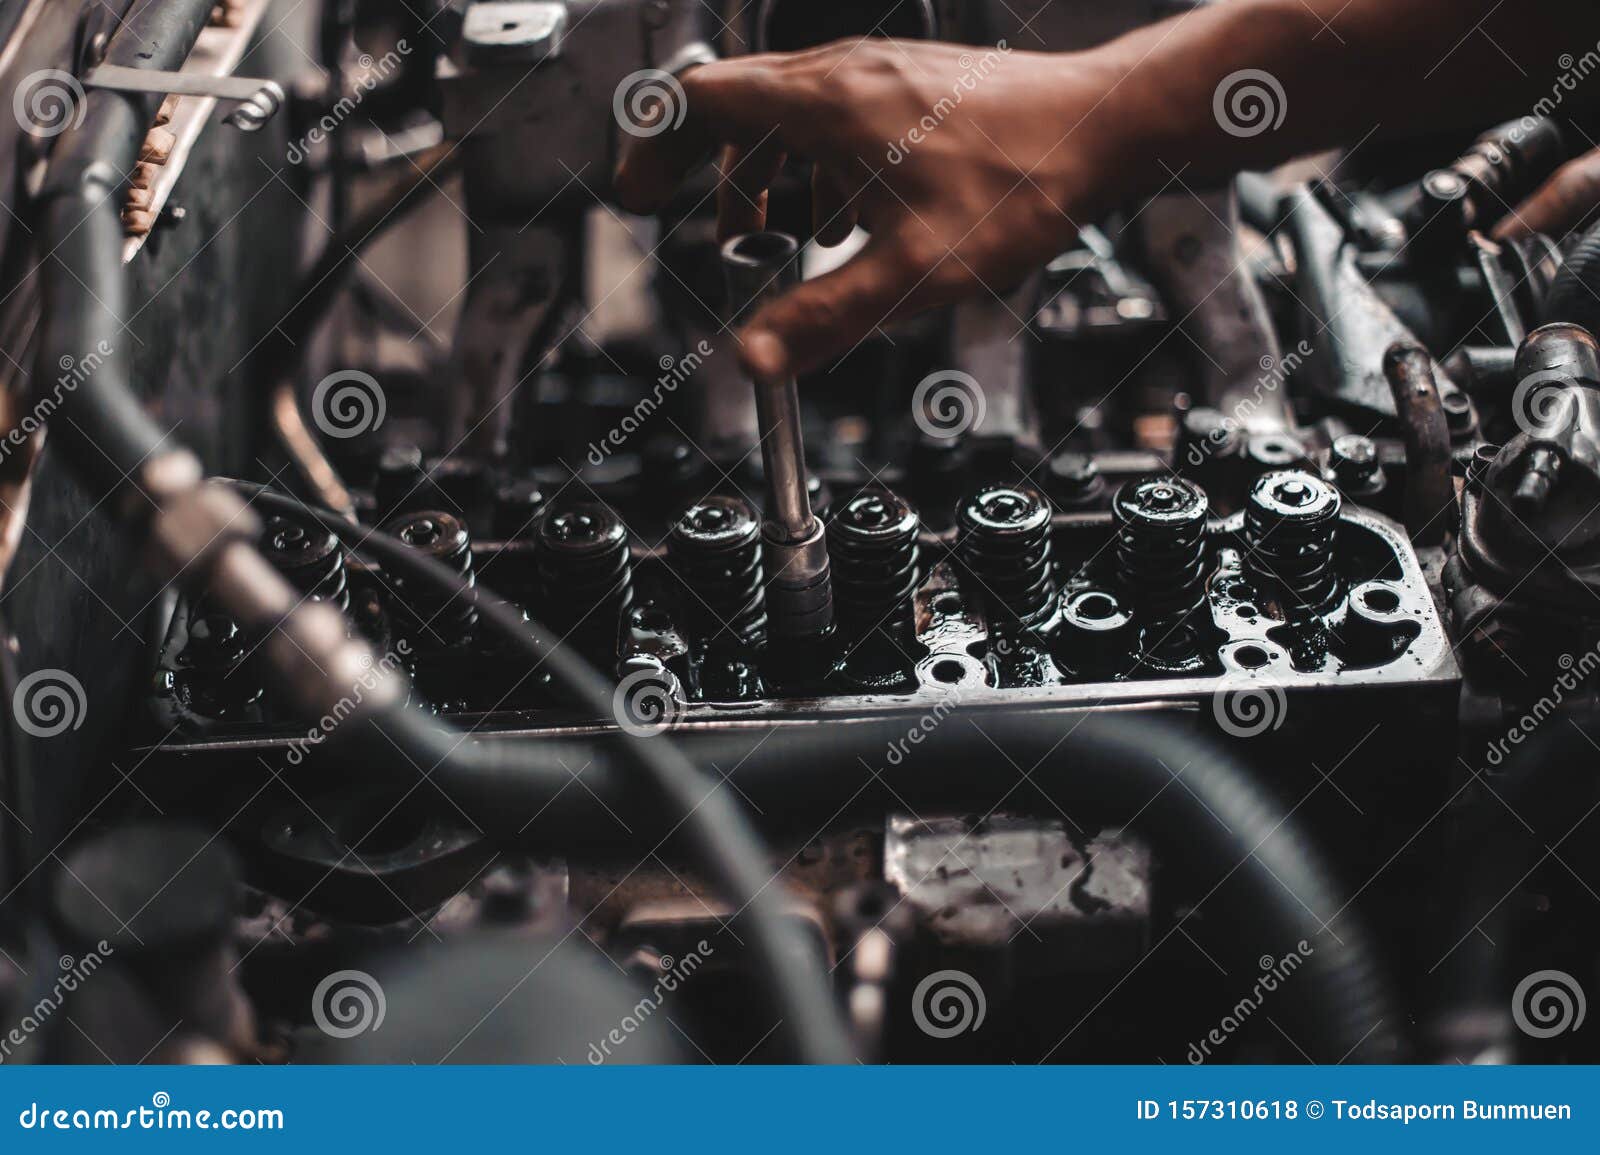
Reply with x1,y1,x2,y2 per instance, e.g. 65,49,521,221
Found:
261,516,349,613
1112,476,1209,625
955,485,1055,633
222,82,285,132
383,510,478,644
827,489,920,635
1244,470,1341,614
536,504,634,656
667,496,767,647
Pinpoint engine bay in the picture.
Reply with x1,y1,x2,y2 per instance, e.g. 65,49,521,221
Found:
0,0,1598,1069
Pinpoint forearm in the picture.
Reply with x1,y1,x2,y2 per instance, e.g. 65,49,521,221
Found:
1079,0,1600,205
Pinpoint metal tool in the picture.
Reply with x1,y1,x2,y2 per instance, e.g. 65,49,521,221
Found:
721,233,833,640
83,63,284,131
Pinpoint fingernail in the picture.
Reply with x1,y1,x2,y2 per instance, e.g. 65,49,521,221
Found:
741,328,789,385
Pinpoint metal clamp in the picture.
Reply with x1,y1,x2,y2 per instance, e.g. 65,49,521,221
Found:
83,63,284,131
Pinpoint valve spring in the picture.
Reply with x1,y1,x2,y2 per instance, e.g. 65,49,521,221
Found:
955,485,1055,633
827,489,921,636
1243,470,1341,614
667,495,767,647
1112,476,1210,625
260,516,349,613
536,503,634,656
383,510,478,644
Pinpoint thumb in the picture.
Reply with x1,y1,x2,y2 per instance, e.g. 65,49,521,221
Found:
737,234,919,384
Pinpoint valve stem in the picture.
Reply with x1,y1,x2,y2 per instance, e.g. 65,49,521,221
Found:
722,232,833,640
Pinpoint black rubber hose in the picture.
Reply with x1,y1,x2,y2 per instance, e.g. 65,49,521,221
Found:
34,0,218,496
1542,221,1600,333
223,481,855,1064
233,483,1404,1064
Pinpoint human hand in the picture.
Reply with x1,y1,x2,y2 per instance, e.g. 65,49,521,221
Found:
614,39,1125,385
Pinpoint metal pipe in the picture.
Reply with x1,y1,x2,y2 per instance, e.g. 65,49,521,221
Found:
1382,344,1455,545
721,233,833,639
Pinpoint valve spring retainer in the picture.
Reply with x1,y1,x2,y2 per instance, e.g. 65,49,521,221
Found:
667,495,767,647
827,489,920,636
260,516,349,613
955,485,1055,633
536,503,634,654
383,510,478,643
1112,476,1209,626
1244,470,1342,614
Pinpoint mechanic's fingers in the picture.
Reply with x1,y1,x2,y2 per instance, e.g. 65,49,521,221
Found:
717,142,787,243
1493,149,1600,241
737,234,914,384
812,165,859,247
614,57,811,215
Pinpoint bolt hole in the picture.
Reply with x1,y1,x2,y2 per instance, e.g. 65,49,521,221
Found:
930,659,967,685
729,233,797,263
932,592,963,615
1363,587,1401,614
1076,592,1118,621
1235,603,1258,617
1234,644,1271,670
